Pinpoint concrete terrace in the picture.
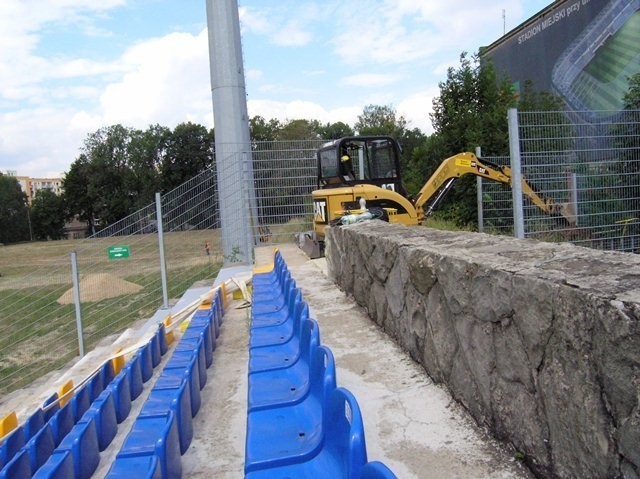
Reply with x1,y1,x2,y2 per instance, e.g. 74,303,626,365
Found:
0,243,534,478
179,244,532,478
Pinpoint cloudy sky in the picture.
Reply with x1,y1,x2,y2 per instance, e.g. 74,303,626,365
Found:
0,0,551,178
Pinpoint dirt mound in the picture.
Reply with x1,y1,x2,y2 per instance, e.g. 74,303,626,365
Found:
57,273,143,304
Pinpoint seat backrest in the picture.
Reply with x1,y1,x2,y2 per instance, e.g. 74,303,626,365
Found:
360,461,398,479
299,319,321,362
287,289,302,319
324,387,368,479
0,426,25,467
310,346,337,408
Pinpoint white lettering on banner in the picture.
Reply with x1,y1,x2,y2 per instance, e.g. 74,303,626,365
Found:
517,1,583,45
518,24,542,44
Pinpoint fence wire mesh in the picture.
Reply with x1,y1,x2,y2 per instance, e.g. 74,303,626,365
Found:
0,140,320,396
3,119,639,395
481,110,640,252
247,140,322,245
0,166,222,396
478,156,513,235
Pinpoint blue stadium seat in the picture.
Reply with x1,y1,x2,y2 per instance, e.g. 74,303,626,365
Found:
251,273,294,310
105,455,161,479
174,337,207,389
56,417,100,479
0,449,30,479
48,402,74,446
31,450,74,479
162,357,201,417
107,369,132,424
251,285,302,329
140,379,193,455
360,461,398,478
42,393,59,423
0,425,25,468
118,412,181,479
23,409,44,442
79,389,117,452
248,342,330,413
71,385,91,424
245,327,337,473
249,297,308,349
249,318,320,374
157,324,169,356
125,353,144,400
148,334,162,368
183,321,213,368
87,372,104,403
137,343,154,383
245,388,368,478
25,423,55,473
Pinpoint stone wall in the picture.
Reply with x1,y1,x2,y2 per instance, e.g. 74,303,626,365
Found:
325,221,640,479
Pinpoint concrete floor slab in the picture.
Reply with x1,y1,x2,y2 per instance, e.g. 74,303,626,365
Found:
253,244,533,478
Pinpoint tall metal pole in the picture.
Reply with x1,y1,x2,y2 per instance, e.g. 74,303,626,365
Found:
475,146,484,233
508,108,525,239
70,251,85,357
155,192,169,309
206,0,257,264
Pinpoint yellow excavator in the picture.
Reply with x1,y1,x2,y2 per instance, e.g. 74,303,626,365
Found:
298,135,575,258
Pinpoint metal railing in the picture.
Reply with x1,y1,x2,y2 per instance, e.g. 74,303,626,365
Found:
481,109,640,252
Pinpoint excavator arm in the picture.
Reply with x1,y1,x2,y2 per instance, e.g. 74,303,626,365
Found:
413,152,575,225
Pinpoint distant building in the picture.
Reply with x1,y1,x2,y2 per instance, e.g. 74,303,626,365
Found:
11,174,63,204
482,0,640,121
6,172,88,240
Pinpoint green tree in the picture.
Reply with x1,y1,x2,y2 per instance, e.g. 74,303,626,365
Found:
161,122,214,192
81,124,135,226
410,53,516,226
276,119,322,141
250,116,282,142
318,121,354,140
623,72,640,109
127,124,170,207
30,189,67,240
355,104,408,138
0,174,30,244
63,154,97,234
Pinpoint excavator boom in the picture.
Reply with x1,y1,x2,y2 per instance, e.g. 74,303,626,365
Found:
414,152,576,225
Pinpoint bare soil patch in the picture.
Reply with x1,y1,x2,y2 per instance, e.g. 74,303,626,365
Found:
57,273,143,304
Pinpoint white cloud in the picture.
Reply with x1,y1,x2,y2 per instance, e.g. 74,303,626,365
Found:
397,87,439,134
248,99,360,127
342,73,402,87
99,29,212,128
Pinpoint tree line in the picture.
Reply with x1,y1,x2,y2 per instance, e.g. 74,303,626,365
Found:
2,55,638,245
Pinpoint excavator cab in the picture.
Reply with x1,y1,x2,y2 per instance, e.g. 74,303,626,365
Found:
316,136,407,197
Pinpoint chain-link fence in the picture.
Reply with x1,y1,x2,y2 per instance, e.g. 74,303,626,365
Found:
0,167,223,396
248,140,322,244
3,123,638,395
0,140,321,396
481,109,640,252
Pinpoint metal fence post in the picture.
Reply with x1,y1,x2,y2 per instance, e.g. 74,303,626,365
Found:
70,251,85,357
476,146,484,233
155,192,169,309
508,108,525,239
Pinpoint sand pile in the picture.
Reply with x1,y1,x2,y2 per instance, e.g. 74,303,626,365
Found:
57,273,144,304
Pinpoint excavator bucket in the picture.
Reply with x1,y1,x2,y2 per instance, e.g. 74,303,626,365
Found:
295,231,323,259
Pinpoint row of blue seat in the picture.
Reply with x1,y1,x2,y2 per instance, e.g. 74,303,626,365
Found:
0,321,173,479
245,251,397,478
104,287,225,479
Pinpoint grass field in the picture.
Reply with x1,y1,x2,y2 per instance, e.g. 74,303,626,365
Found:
0,230,224,395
